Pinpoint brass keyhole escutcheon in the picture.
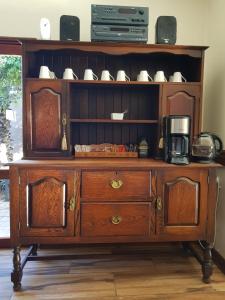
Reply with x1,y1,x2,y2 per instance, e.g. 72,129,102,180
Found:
69,197,75,211
111,215,122,225
156,196,162,211
110,179,123,189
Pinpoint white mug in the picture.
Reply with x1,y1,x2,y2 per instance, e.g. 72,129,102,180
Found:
169,75,174,82
116,70,130,81
63,68,78,80
154,70,167,82
137,70,153,82
39,66,56,79
49,71,56,79
84,69,98,80
172,72,187,82
101,70,114,81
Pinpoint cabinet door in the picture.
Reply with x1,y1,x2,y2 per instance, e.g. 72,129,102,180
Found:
162,84,201,137
19,169,79,237
24,80,70,157
156,169,208,240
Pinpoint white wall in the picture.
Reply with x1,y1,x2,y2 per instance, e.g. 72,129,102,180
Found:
203,0,225,258
0,0,208,45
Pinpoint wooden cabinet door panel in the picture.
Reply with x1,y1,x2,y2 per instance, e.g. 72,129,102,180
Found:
162,84,201,137
19,169,79,237
156,169,208,239
28,177,66,228
164,177,199,226
31,88,61,150
24,80,69,157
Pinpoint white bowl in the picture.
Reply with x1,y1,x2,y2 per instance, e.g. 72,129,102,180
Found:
111,113,124,120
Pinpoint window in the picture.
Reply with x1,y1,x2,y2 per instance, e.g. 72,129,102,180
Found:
0,39,22,246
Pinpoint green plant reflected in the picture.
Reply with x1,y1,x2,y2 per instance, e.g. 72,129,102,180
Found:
0,55,22,162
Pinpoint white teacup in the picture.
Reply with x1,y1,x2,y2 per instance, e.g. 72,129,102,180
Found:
101,70,114,81
116,70,130,81
154,70,167,82
172,72,187,82
39,66,55,79
63,68,78,80
137,70,153,82
84,69,98,80
169,75,174,82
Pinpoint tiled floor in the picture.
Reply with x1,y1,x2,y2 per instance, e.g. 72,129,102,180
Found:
0,179,10,238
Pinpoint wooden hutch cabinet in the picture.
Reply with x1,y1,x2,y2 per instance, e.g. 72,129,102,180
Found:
9,40,221,290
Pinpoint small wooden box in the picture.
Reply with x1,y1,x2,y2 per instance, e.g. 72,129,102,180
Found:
75,152,138,158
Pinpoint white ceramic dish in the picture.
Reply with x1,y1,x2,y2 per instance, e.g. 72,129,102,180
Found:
111,113,124,120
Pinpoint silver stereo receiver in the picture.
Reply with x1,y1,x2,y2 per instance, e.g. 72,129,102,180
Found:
91,5,149,26
91,24,148,43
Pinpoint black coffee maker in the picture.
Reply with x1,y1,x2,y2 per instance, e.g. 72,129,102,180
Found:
163,115,191,165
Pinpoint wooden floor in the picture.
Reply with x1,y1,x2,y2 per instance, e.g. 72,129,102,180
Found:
1,243,225,300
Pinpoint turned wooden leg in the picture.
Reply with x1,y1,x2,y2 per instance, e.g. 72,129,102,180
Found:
11,246,23,291
31,244,38,256
202,244,213,283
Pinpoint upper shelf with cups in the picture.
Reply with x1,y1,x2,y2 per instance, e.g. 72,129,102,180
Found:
23,41,206,83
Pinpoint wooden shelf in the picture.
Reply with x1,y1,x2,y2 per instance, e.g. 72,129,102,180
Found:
26,78,201,85
70,119,158,124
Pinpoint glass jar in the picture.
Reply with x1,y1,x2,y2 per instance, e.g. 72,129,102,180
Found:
138,138,149,158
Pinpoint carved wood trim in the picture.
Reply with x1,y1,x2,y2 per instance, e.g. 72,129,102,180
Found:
167,90,198,100
21,39,207,58
74,171,81,236
165,176,199,188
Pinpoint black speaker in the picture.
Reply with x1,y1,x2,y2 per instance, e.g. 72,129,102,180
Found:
156,16,177,44
60,15,80,41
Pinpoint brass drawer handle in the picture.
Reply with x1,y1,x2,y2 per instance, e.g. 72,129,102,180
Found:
68,197,75,211
110,179,123,189
156,196,162,211
111,215,122,225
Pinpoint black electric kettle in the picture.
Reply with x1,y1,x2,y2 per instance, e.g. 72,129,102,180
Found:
192,132,223,163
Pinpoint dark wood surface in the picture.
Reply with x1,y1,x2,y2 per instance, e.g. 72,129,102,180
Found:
24,80,69,157
21,39,208,56
0,166,9,179
19,169,79,238
81,171,150,200
81,202,151,237
10,161,220,246
156,168,208,239
161,84,201,137
9,40,222,289
21,41,207,158
9,158,221,168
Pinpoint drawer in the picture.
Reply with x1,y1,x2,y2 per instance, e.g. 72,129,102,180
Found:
81,171,150,200
81,203,150,237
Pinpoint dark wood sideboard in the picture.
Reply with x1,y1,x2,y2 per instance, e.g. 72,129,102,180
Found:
9,40,221,290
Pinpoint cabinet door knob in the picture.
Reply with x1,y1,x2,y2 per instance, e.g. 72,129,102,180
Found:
156,196,162,211
110,179,123,189
111,215,122,225
68,197,75,211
